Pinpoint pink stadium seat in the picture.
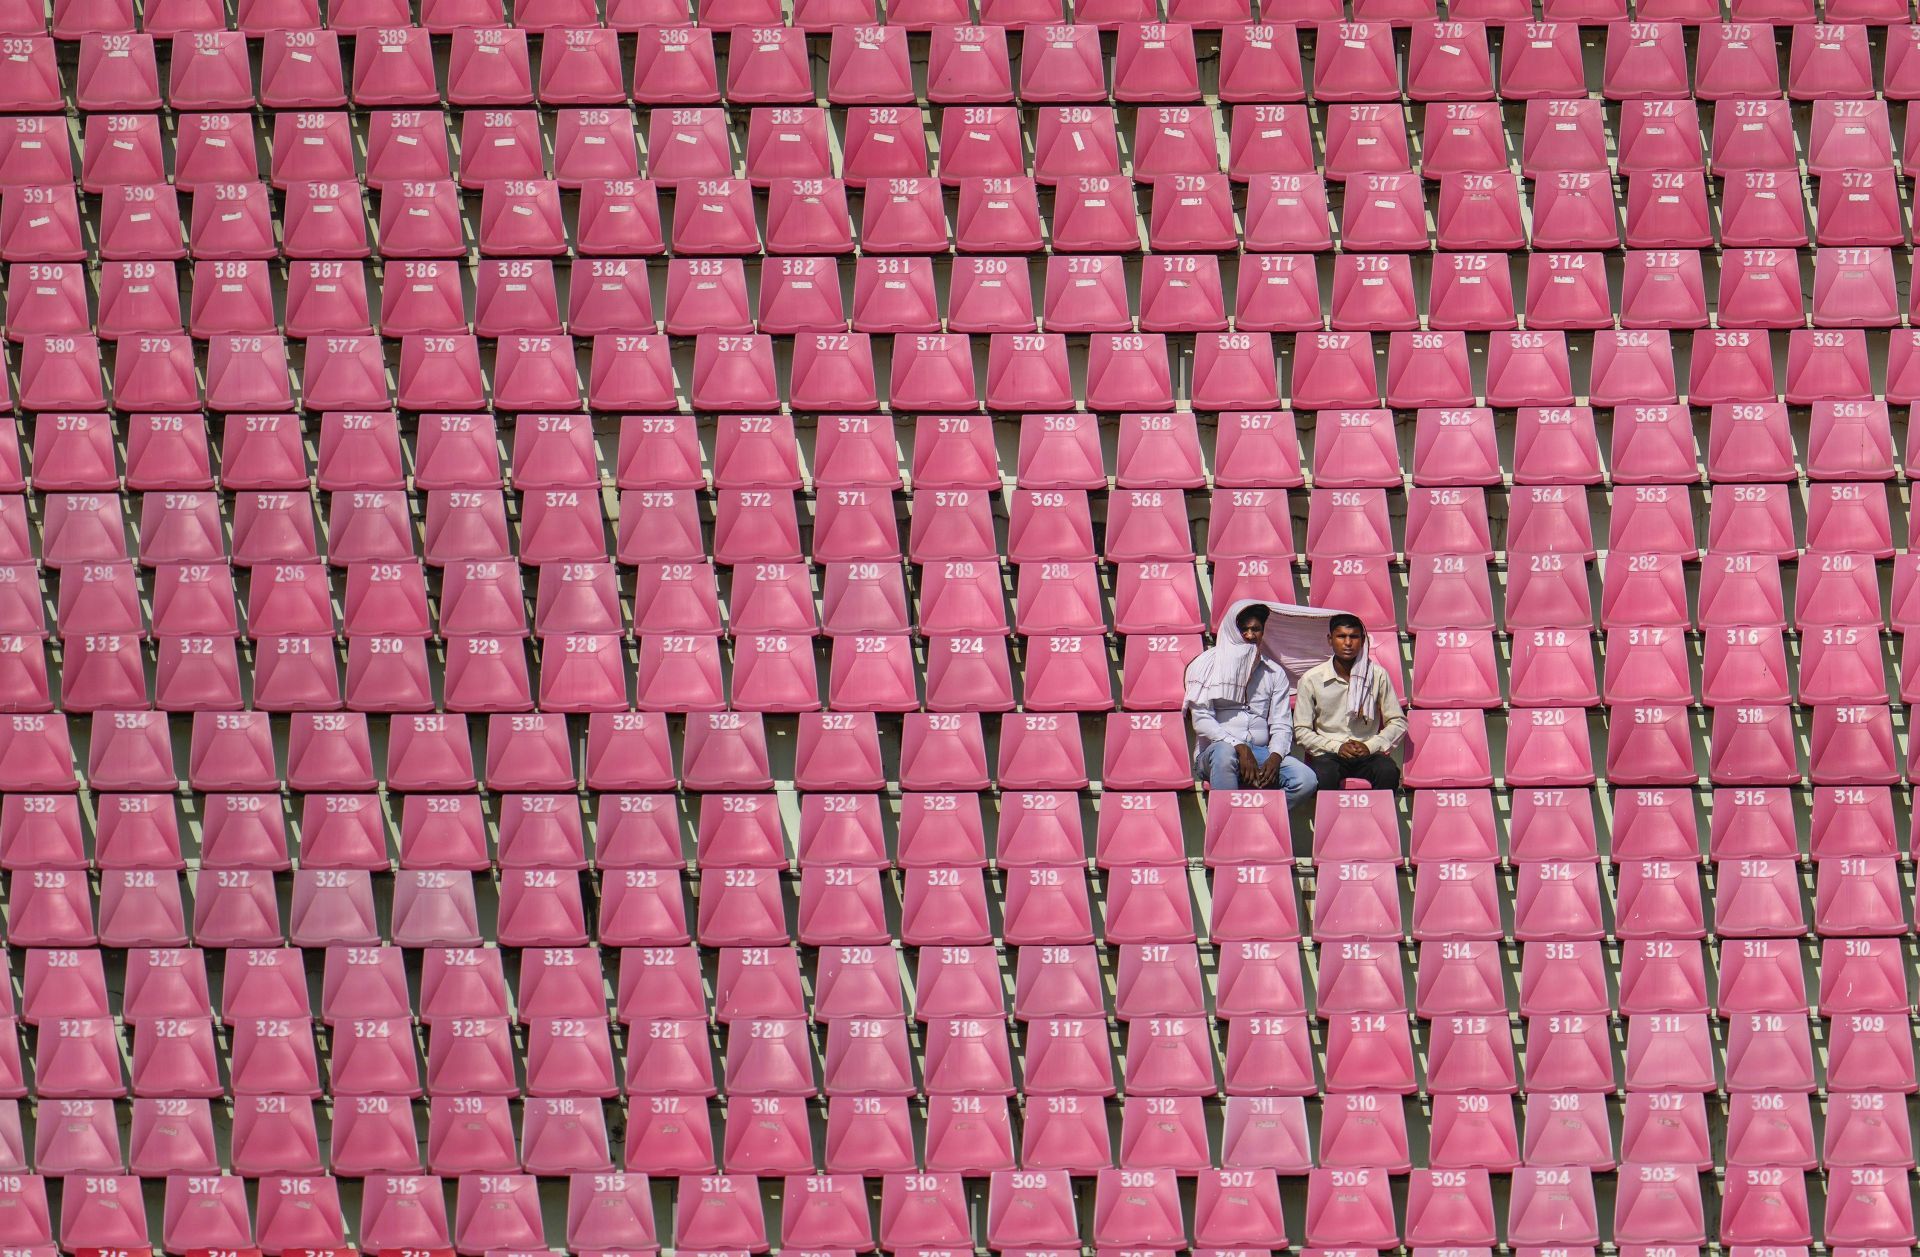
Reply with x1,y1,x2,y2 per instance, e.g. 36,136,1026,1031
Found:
0,36,61,112
1805,481,1895,556
1789,20,1873,97
1111,21,1199,100
546,110,641,185
41,491,127,570
1804,103,1896,180
265,113,356,194
1324,103,1411,180
1018,24,1104,102
284,259,373,336
2,185,86,264
1236,253,1328,332
1624,170,1712,248
1787,326,1874,403
924,26,1012,106
1148,175,1236,252
843,109,931,184
1139,252,1229,330
1804,398,1896,480
1603,20,1690,97
1037,248,1125,330
1331,254,1417,330
1237,171,1332,252
1718,247,1806,328
1695,25,1780,100
858,177,949,254
1303,1165,1397,1248
444,26,533,105
726,28,811,102
986,1168,1075,1252
450,109,541,189
1824,1091,1915,1166
1408,554,1496,634
362,113,451,193
477,179,566,257
374,185,466,263
1408,19,1494,98
1611,402,1700,483
1482,21,1574,95
350,27,437,105
1523,252,1612,330
99,260,183,339
938,110,1023,187
1310,19,1396,100
1226,104,1313,181
1814,245,1900,327
476,259,563,337
664,257,751,335
1339,171,1429,251
1420,101,1505,177
257,30,346,109
1719,176,1808,263
744,108,829,188
1529,171,1620,250
529,27,618,105
1522,99,1608,178
1405,485,1492,557
7,261,90,343
1815,167,1905,248
1618,99,1705,174
1387,331,1474,408
98,185,183,264
0,117,72,189
1520,1082,1612,1159
1433,170,1524,251
826,25,913,103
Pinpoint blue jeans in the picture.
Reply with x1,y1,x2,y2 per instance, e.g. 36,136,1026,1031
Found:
1202,742,1317,808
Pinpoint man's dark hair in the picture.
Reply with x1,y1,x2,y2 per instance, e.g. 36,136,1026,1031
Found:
1327,612,1366,635
1235,604,1271,632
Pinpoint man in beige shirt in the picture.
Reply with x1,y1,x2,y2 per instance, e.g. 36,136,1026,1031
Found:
1293,613,1407,791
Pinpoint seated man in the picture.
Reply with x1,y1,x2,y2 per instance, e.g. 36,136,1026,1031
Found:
1186,603,1316,807
1294,612,1407,790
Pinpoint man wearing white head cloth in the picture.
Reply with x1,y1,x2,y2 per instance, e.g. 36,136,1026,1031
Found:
1293,612,1407,791
1185,602,1317,807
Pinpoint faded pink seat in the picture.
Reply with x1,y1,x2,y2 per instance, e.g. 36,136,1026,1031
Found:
1324,103,1411,180
1489,706,1597,786
1624,169,1712,249
1481,334,1574,414
375,186,464,264
1525,169,1619,252
1430,173,1521,256
1727,251,1787,325
933,106,1021,184
1813,247,1901,329
1602,19,1690,98
1815,166,1904,248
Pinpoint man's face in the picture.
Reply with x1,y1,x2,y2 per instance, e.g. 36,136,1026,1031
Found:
1238,617,1265,644
1330,624,1366,662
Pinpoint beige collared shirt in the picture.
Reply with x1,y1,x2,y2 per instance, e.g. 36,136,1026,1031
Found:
1293,660,1408,757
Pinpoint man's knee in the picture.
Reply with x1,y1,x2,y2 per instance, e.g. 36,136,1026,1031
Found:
1308,753,1400,791
1203,744,1240,789
1280,757,1318,807
1362,755,1401,789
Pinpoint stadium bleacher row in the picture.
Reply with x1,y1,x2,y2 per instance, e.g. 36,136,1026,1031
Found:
3,0,1920,1251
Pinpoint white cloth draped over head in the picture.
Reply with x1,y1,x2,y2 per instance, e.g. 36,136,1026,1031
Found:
1183,599,1381,721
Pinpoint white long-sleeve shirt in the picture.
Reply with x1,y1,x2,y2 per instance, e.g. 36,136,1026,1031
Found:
1190,658,1294,761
